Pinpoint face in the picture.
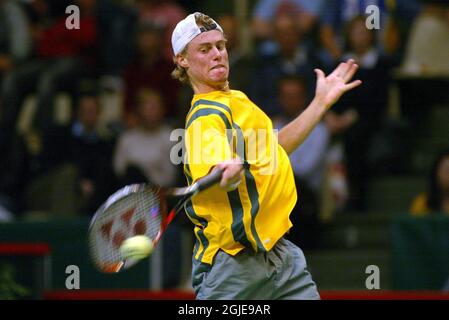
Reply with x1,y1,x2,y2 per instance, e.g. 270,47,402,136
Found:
274,15,300,57
138,30,162,56
138,94,164,128
78,96,100,130
348,19,373,52
279,80,307,117
177,30,229,89
437,157,449,192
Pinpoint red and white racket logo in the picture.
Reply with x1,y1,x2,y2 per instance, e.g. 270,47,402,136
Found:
99,208,148,249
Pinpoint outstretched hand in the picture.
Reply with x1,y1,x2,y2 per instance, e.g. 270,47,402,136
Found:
314,59,362,110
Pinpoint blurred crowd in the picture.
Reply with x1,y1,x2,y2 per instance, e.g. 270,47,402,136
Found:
0,0,448,250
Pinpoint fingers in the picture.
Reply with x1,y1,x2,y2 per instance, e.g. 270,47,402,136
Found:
221,169,243,187
329,62,346,77
330,59,358,82
343,61,359,83
344,79,363,91
314,68,326,81
221,169,243,191
216,159,244,190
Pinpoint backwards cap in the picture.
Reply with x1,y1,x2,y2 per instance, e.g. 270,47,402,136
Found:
171,12,223,56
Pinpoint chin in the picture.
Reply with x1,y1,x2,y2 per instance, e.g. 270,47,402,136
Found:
210,70,228,82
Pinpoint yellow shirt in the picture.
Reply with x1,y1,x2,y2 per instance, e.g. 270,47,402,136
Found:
184,90,297,265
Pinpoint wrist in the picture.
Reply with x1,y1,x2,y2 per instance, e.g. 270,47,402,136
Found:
311,97,329,115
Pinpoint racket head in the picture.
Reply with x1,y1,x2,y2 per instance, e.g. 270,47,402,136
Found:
88,184,168,273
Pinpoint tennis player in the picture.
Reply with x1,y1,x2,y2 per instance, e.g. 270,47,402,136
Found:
171,12,361,299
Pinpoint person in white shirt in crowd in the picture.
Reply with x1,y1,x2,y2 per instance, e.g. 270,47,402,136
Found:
114,88,178,187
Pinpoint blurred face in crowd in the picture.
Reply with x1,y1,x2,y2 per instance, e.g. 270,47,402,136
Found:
217,15,238,52
78,96,100,131
274,14,300,58
137,91,165,129
347,17,375,54
138,28,163,58
437,156,449,193
279,78,307,117
177,30,229,92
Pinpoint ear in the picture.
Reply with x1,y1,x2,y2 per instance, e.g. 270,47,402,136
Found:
176,54,189,69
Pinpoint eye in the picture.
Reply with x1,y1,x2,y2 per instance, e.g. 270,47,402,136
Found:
200,48,208,53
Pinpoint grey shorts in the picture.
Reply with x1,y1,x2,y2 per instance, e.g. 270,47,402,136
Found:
192,238,320,300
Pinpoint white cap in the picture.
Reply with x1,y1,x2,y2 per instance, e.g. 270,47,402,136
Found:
171,12,223,56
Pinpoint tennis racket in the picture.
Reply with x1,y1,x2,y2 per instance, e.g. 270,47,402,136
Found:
88,168,223,273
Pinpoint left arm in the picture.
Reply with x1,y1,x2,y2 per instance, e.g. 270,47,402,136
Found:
279,59,362,154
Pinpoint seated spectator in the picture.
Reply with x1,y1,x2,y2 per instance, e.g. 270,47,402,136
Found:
318,0,421,69
0,0,31,82
400,0,449,76
136,0,186,61
122,21,180,126
114,88,178,188
0,0,98,155
250,14,318,117
395,1,449,131
318,0,387,67
410,149,449,216
95,0,137,87
0,0,32,178
21,90,115,218
251,0,325,44
332,15,393,211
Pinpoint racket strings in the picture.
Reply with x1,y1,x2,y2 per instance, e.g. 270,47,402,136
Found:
89,188,163,271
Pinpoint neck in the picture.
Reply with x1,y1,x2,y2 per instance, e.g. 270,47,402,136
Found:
192,80,230,95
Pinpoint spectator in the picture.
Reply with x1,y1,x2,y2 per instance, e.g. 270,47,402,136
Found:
0,0,98,155
122,21,180,126
410,149,449,216
114,88,178,188
332,15,393,211
318,0,421,69
251,0,325,44
395,1,448,131
0,0,32,176
22,91,115,218
95,0,137,88
400,0,449,75
250,14,318,117
0,0,31,81
136,0,186,61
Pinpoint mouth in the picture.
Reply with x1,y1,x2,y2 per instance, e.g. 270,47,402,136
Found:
211,64,226,70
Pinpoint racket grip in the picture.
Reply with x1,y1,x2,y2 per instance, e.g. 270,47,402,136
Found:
197,168,224,191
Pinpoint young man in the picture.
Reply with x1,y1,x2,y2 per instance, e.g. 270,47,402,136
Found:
171,12,361,299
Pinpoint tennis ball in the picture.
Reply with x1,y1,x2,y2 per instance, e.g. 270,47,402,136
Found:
119,235,154,260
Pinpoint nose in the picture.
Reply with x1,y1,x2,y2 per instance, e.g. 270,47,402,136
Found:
211,45,222,60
